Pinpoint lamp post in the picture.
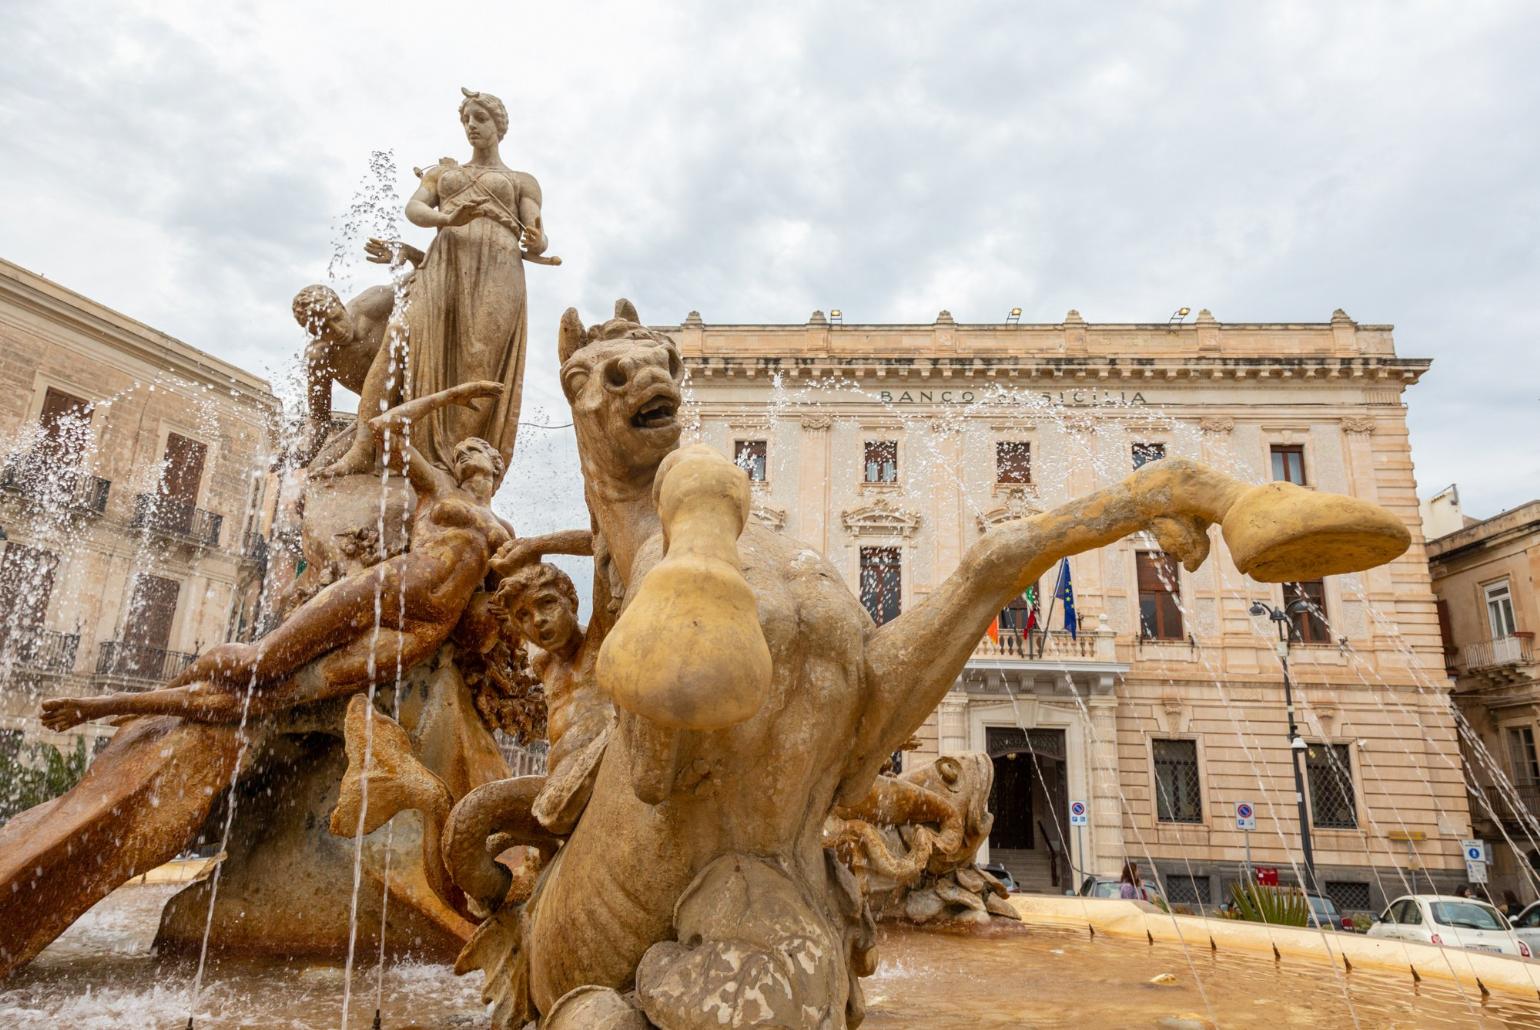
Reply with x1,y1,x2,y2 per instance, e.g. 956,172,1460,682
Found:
1250,598,1318,896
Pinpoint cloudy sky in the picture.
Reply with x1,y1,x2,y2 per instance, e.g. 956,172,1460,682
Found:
2,1,1535,525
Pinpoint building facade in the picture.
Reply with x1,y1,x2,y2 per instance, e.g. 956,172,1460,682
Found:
676,305,1469,915
0,258,277,755
1427,493,1540,900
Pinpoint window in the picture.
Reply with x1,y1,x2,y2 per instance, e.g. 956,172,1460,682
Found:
0,543,59,652
1487,581,1518,639
1325,881,1371,913
1132,442,1165,469
863,440,898,484
1136,551,1184,641
859,547,901,626
995,441,1031,484
734,440,767,482
1271,444,1307,486
1306,742,1357,829
37,388,91,464
1285,580,1331,644
1152,739,1202,823
1508,726,1539,786
1390,899,1422,925
1162,873,1210,905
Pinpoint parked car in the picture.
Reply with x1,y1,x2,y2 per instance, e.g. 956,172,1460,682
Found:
1077,874,1164,905
979,863,1017,893
1305,892,1352,931
1367,894,1531,958
1509,900,1540,953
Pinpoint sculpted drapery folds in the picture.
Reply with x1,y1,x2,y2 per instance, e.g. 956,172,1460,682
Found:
321,88,552,479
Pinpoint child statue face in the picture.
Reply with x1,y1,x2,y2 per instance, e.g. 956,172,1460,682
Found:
512,586,577,652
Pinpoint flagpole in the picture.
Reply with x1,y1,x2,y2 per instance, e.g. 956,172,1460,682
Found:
1037,562,1062,660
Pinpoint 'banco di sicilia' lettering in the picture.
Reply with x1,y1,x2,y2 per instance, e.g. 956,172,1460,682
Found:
877,388,1147,407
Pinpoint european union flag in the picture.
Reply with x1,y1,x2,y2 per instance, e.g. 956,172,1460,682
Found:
1054,559,1077,639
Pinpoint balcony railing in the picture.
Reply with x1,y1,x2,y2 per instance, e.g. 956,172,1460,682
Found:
130,494,222,548
242,530,269,566
0,458,110,515
0,629,80,675
1462,633,1535,672
972,627,1118,663
95,640,195,682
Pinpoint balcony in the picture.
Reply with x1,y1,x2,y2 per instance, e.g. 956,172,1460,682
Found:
130,494,222,548
95,640,195,683
0,629,80,676
972,627,1118,664
1460,633,1536,685
0,458,110,515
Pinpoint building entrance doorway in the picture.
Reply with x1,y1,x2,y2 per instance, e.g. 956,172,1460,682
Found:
987,726,1069,893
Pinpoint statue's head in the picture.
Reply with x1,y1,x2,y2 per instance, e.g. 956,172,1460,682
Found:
292,284,350,343
905,752,996,863
453,436,503,498
459,87,508,144
495,562,579,652
558,299,684,484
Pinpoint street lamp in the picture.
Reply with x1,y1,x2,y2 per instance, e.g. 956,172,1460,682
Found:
1250,596,1319,896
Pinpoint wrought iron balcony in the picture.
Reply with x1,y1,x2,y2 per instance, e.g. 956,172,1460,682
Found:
0,629,80,675
95,640,195,682
1462,633,1535,672
130,494,222,548
242,530,269,565
0,457,110,515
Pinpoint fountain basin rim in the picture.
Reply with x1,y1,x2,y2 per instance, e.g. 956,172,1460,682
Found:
1008,894,1540,1001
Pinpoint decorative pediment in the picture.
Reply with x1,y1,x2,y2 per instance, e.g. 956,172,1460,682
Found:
799,413,833,432
1199,416,1235,435
1340,417,1376,435
841,498,921,538
975,489,1042,533
750,501,787,531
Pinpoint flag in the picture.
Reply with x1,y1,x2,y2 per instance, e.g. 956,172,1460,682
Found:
1054,559,1078,639
1023,583,1039,632
986,617,999,643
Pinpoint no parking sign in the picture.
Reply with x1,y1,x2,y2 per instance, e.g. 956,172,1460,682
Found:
1070,800,1088,826
1236,801,1256,831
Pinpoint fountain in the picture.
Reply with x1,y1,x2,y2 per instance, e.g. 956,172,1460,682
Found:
1,87,1530,1029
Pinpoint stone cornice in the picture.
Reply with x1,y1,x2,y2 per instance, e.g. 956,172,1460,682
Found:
0,258,278,412
682,354,1429,386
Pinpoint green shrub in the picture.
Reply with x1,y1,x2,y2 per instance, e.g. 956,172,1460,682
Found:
1228,882,1311,926
0,736,89,823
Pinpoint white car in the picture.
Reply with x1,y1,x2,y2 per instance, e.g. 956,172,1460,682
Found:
1509,900,1540,954
1367,894,1532,958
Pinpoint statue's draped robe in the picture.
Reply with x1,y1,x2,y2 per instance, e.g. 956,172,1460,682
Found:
403,161,534,473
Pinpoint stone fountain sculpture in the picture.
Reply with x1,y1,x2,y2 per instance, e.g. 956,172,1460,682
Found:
0,93,1415,1030
304,302,1411,1029
0,87,554,976
826,753,1019,926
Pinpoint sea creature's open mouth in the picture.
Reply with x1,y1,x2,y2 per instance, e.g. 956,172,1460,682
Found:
630,388,679,430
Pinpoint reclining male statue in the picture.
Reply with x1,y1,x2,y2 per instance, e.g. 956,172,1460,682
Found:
42,379,510,730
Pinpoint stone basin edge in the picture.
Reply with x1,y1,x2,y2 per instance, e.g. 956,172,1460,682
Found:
1008,894,1540,1002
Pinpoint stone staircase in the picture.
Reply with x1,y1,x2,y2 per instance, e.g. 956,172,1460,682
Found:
990,847,1063,895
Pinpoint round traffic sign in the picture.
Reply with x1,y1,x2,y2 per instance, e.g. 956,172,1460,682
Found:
1070,801,1087,817
1237,803,1253,819
1466,845,1483,861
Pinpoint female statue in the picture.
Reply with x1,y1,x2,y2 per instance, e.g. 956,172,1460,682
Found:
41,382,514,727
320,87,548,478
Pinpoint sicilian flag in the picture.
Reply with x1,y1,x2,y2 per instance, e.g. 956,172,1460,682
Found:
1054,559,1078,639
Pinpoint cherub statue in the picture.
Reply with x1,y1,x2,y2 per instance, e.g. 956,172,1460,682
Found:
41,380,513,730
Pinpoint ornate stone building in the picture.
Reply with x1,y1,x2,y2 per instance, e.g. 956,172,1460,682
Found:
1426,490,1540,899
675,306,1468,915
0,258,277,754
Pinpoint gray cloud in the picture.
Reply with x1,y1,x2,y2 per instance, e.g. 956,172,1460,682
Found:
1,0,1535,520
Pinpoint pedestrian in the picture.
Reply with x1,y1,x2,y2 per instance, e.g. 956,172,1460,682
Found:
1455,884,1473,899
1503,890,1523,919
1119,860,1146,901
